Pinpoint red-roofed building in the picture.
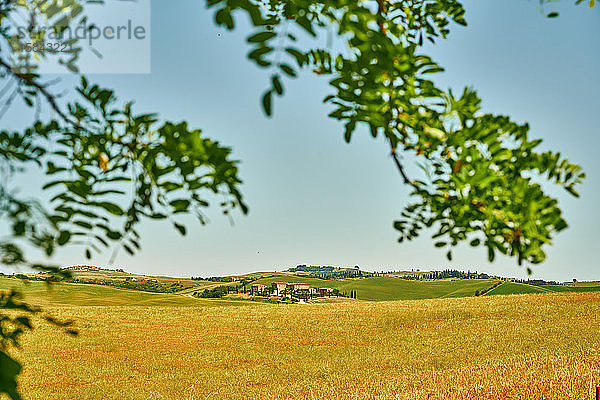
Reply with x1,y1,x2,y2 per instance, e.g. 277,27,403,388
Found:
251,284,267,294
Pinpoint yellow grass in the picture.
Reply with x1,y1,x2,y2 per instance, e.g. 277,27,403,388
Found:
6,290,600,399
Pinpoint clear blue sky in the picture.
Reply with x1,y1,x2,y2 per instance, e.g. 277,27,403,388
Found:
2,0,599,281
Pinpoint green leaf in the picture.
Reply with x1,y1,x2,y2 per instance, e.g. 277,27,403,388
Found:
123,244,134,255
343,121,356,143
215,8,234,29
169,199,190,213
247,31,276,43
248,46,273,61
279,64,296,77
295,16,316,36
173,222,187,236
93,202,125,216
12,221,25,236
262,90,273,116
487,246,495,262
57,231,71,246
272,75,283,95
565,186,579,198
148,213,167,220
555,219,568,231
285,48,307,66
106,231,122,240
73,220,93,230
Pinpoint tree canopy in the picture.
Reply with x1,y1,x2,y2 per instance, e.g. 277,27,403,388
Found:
209,0,586,265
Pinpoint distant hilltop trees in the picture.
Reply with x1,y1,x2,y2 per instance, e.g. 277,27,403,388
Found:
191,276,235,282
285,265,496,281
66,265,103,271
287,265,364,279
65,265,125,273
401,269,490,280
288,265,336,273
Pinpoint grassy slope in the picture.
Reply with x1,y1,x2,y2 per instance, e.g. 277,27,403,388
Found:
0,277,246,307
541,284,600,293
1,275,500,303
12,269,600,302
61,269,200,283
253,275,500,301
485,282,600,296
10,291,600,400
484,282,552,296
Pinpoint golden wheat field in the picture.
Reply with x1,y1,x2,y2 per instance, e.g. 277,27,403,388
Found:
6,288,600,400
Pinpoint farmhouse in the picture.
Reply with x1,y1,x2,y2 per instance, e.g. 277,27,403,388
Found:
319,287,334,296
272,282,288,296
287,282,310,291
251,284,267,294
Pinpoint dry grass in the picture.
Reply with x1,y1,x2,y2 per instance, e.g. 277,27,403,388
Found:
8,292,600,399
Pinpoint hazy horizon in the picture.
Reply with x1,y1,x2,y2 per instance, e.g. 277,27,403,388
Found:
1,0,598,282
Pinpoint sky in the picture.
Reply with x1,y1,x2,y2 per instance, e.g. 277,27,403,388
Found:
1,0,599,281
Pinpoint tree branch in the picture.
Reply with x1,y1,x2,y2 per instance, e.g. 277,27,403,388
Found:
0,56,78,127
388,140,420,191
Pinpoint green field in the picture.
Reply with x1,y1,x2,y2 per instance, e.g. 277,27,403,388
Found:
484,281,600,296
484,282,551,296
252,275,501,301
0,278,246,307
541,284,600,293
9,271,600,304
2,278,600,400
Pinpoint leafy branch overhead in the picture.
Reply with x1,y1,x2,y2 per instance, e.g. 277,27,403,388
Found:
2,79,247,265
209,0,587,265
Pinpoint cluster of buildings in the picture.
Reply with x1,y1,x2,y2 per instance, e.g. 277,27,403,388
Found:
66,265,104,271
66,265,125,273
250,282,335,297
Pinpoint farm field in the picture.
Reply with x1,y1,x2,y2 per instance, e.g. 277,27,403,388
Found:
251,276,501,301
8,272,600,302
484,281,600,296
0,278,246,307
483,282,552,296
2,279,600,400
251,275,600,300
542,284,600,293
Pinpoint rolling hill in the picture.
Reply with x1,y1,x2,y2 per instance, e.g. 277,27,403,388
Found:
483,282,600,296
7,267,600,304
251,275,501,301
0,277,246,307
